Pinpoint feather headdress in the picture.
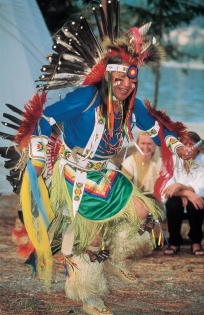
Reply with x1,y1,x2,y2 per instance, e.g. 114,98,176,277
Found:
36,0,164,91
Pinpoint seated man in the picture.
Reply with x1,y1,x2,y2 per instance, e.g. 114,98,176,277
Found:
196,139,204,164
162,131,204,256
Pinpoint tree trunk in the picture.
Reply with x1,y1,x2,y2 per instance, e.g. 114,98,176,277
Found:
153,65,160,109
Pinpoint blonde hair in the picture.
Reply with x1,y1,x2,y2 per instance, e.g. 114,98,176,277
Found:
136,131,161,163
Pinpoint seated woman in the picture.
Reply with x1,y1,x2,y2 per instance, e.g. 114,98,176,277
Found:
121,131,163,210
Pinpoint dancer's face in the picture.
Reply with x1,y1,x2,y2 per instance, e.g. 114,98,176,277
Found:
105,63,138,101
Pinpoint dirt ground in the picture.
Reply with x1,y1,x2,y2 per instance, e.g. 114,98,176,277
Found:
0,192,204,315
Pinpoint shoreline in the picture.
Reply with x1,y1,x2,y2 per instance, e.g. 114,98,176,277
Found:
163,61,204,70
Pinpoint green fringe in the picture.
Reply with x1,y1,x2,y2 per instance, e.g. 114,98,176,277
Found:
49,160,163,255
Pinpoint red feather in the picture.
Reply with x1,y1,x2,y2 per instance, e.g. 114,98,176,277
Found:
15,91,47,149
154,122,174,201
144,100,188,141
144,100,187,200
83,60,106,85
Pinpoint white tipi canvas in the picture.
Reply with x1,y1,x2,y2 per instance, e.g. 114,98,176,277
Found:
0,0,66,194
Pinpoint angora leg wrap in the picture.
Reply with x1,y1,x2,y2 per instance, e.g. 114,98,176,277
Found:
104,223,153,283
65,253,109,302
107,222,153,264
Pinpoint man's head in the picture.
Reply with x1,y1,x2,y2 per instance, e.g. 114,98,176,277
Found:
182,131,201,160
104,55,138,101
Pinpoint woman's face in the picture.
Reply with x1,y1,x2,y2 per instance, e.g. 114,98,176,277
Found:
106,63,138,101
137,134,156,157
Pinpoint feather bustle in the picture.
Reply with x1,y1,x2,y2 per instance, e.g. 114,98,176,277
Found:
15,91,47,148
144,100,188,141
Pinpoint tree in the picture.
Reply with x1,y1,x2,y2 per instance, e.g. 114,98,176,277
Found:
123,0,204,108
36,0,85,35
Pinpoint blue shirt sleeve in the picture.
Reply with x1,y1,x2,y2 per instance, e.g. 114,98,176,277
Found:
33,85,98,137
133,98,178,146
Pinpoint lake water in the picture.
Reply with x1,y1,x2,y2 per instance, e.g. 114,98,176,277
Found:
137,65,204,123
0,65,204,194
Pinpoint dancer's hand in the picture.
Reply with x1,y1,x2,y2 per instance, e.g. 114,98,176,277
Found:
176,146,190,159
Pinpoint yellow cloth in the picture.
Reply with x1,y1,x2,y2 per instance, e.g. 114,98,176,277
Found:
20,170,54,291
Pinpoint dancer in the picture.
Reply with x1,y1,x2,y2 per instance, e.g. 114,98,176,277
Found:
0,1,190,314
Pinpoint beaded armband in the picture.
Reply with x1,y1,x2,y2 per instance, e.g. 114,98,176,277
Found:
165,136,183,155
145,121,159,138
29,135,49,161
42,114,56,126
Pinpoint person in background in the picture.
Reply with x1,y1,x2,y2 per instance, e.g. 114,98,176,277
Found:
163,131,204,256
121,131,163,210
195,139,204,164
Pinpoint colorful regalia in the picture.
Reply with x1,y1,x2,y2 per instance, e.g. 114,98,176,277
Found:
0,1,188,314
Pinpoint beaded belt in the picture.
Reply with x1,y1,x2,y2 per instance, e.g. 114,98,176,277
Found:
58,143,111,218
59,144,109,172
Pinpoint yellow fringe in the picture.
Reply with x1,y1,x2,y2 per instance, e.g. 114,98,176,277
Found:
20,170,54,291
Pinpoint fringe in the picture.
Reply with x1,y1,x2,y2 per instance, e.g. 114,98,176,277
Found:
65,254,108,302
50,159,162,255
107,223,153,264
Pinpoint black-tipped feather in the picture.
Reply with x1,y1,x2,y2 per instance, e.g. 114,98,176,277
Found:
5,104,23,116
4,159,19,169
3,113,22,126
1,121,19,130
0,131,15,141
36,1,122,90
92,5,104,40
79,16,103,56
107,0,113,41
0,146,20,159
99,3,108,37
115,0,120,38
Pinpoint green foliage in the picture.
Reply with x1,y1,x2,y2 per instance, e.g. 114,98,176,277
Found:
124,0,204,58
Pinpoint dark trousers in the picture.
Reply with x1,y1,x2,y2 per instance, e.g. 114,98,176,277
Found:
166,196,204,246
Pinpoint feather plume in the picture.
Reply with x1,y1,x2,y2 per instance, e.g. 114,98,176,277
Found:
79,15,102,57
1,121,19,130
115,0,120,38
3,113,22,126
107,0,113,42
36,1,163,90
0,146,20,159
15,91,47,148
83,60,106,85
99,3,108,38
4,159,19,169
5,104,23,115
92,5,104,40
144,99,188,141
0,131,15,141
138,22,152,36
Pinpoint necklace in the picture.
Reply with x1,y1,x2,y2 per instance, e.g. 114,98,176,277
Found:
97,112,124,155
